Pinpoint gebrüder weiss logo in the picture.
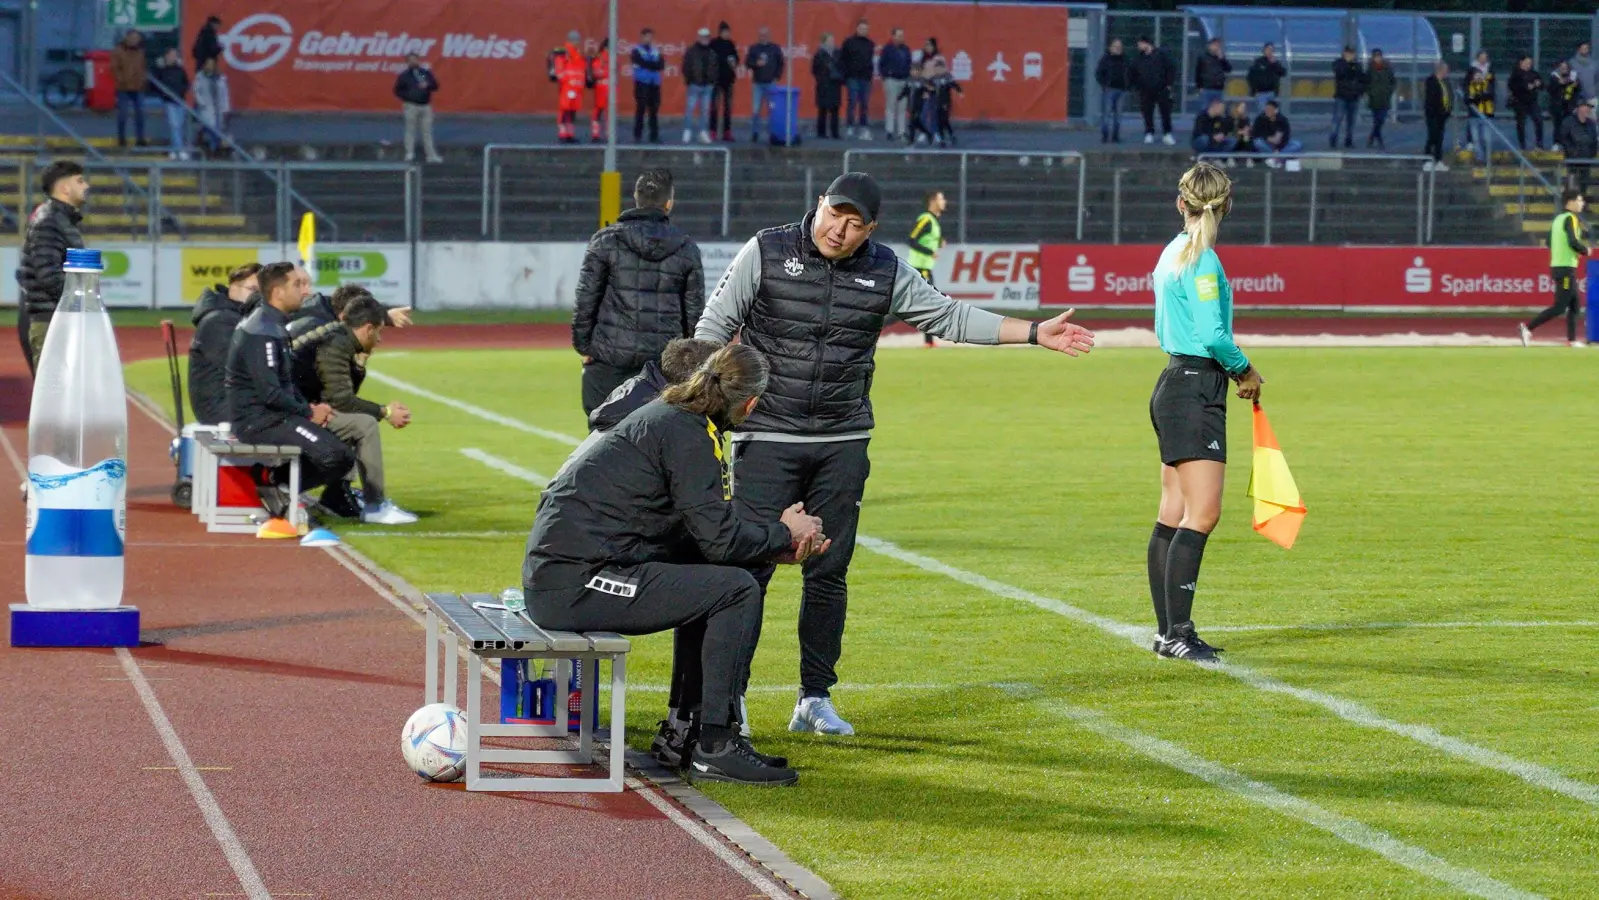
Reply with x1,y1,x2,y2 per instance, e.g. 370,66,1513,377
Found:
222,13,294,72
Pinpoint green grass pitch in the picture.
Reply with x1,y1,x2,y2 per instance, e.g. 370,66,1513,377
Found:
127,345,1599,899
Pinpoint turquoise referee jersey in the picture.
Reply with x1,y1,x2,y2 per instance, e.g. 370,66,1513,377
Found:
1153,233,1250,375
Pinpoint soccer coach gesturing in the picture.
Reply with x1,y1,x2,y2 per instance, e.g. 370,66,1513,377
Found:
695,172,1094,735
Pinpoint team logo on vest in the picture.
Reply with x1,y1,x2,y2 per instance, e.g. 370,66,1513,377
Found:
784,257,804,277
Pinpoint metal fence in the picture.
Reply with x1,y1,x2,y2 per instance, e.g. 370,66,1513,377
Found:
842,149,1087,242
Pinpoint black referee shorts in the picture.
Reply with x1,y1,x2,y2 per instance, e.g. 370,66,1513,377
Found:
1150,354,1229,466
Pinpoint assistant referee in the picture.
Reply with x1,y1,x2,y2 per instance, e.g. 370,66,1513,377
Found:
906,190,947,347
1520,188,1589,347
1147,161,1263,663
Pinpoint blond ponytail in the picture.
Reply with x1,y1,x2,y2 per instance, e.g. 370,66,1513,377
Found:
661,344,770,426
1175,161,1233,271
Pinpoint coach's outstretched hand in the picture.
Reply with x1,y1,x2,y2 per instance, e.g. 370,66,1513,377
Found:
1036,309,1096,357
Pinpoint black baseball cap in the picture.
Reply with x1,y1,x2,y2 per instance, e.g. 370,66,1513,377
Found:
823,172,881,226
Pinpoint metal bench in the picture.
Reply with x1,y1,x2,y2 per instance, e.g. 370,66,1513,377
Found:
422,591,630,793
191,435,303,534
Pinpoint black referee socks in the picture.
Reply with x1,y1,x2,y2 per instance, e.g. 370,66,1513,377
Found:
1163,528,1210,635
1147,523,1178,635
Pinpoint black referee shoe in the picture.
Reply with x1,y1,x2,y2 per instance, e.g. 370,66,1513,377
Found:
1164,622,1223,662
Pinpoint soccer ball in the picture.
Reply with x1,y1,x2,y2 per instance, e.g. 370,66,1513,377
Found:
401,703,467,782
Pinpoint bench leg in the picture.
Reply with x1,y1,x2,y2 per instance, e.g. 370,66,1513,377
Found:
465,651,482,788
554,659,570,733
443,629,458,709
287,457,301,530
609,654,626,792
578,655,597,763
424,610,439,705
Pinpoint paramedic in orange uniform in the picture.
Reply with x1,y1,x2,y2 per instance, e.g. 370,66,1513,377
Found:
589,40,610,142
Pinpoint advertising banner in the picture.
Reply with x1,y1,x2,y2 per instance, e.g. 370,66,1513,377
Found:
927,244,1040,309
165,244,412,307
1,245,155,308
187,0,1069,121
1039,245,1571,310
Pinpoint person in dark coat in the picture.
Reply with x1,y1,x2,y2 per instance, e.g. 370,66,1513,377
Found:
1509,55,1546,151
839,20,876,139
1550,60,1580,152
1366,50,1395,149
586,338,720,435
151,48,191,159
812,33,844,140
1130,36,1176,145
394,53,442,163
1423,61,1454,169
745,27,785,142
1191,99,1236,155
1193,38,1232,114
572,168,706,417
682,28,717,143
631,28,665,143
1095,39,1131,143
192,16,223,71
16,161,88,377
708,22,739,143
1247,43,1287,110
1330,46,1366,149
188,262,260,425
1250,100,1303,160
1560,100,1599,194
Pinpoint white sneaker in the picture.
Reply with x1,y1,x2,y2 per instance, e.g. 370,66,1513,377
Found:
426,154,444,164
788,694,855,736
1162,133,1176,146
1434,162,1449,172
697,130,713,144
861,129,872,142
682,128,693,144
361,500,419,525
738,695,752,738
1571,340,1587,348
1422,160,1435,171
1519,323,1532,347
1144,133,1155,144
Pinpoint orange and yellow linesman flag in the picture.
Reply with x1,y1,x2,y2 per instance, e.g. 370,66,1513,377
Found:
297,213,316,274
1247,402,1306,549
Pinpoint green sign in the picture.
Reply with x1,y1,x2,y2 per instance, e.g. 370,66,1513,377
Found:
107,0,180,31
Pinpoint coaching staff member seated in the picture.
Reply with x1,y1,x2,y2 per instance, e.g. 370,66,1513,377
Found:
188,262,261,425
695,173,1095,737
17,160,88,376
572,168,705,419
524,344,829,786
224,261,355,513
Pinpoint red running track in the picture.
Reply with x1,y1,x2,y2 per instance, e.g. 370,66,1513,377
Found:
0,338,800,898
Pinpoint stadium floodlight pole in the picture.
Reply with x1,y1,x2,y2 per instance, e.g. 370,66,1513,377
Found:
785,0,795,148
605,0,618,172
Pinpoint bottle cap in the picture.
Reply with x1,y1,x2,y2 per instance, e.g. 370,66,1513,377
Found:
64,248,104,272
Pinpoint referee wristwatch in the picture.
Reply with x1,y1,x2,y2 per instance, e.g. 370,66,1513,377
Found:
1028,321,1040,345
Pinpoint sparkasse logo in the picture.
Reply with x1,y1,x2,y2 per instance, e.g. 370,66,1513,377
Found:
1067,254,1095,292
222,13,294,72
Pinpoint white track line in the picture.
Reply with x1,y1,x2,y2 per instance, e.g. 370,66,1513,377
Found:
1019,691,1544,900
366,371,582,447
859,535,1599,809
459,448,550,485
118,649,273,900
1207,620,1599,634
349,530,523,539
0,424,24,476
624,777,793,900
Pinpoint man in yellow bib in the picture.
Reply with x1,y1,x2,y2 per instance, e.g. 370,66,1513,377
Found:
906,190,946,347
1521,187,1589,347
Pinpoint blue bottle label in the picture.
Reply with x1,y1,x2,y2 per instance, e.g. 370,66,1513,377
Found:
26,457,126,558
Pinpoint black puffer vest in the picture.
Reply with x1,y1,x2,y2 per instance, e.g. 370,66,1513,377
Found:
742,212,898,435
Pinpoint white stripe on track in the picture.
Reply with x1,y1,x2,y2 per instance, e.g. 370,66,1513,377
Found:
366,370,582,447
1207,620,1599,634
383,380,1599,812
1021,691,1545,900
349,530,523,539
459,448,549,485
624,777,794,900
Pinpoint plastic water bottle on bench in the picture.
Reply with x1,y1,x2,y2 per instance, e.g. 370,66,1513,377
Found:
25,248,128,609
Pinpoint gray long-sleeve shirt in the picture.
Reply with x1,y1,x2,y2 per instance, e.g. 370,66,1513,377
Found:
695,236,1006,443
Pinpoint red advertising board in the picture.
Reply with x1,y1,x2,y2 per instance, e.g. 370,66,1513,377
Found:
1039,245,1576,309
188,0,1069,121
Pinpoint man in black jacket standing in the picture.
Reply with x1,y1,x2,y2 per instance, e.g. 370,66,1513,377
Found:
746,27,785,143
1561,100,1599,194
224,262,354,509
17,160,88,377
394,53,443,163
683,28,717,144
192,16,223,72
1130,37,1176,145
1423,61,1453,171
188,262,260,425
1194,38,1231,116
694,173,1095,737
1248,43,1287,111
1095,39,1131,143
1330,46,1366,149
840,20,876,140
573,168,706,417
709,22,740,143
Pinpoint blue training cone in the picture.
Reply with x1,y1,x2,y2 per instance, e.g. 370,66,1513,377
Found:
300,528,341,548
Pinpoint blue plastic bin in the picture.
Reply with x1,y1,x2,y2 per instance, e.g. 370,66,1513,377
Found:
768,85,802,146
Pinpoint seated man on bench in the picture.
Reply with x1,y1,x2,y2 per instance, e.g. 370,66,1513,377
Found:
524,344,828,787
223,261,356,517
188,262,260,426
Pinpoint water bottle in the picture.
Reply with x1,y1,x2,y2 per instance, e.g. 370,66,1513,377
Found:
25,248,128,610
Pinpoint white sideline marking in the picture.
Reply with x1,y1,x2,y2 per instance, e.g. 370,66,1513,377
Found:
632,681,1003,695
0,424,24,477
625,777,793,900
350,530,523,539
117,649,274,900
1207,620,1599,634
366,370,582,447
371,379,1599,810
459,448,549,486
1017,690,1545,900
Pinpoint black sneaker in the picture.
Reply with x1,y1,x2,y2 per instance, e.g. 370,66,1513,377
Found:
250,464,290,519
318,481,364,519
650,718,691,768
688,737,798,786
1153,634,1175,658
1165,622,1223,662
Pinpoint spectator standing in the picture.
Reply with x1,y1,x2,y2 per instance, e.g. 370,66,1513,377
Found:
709,23,739,143
930,70,962,147
151,48,190,160
878,29,912,143
1466,50,1496,162
1423,61,1453,171
631,28,664,143
1571,43,1597,105
1509,55,1546,151
111,30,148,148
903,63,933,146
916,38,948,143
1095,39,1131,144
1250,100,1302,163
1194,38,1231,114
16,161,88,377
554,32,588,144
1191,99,1236,156
1366,50,1394,150
683,28,717,144
812,33,844,141
1330,46,1365,149
1560,100,1598,195
840,21,876,140
589,39,611,143
572,169,706,416
1130,36,1176,145
1247,43,1286,111
193,57,231,157
1550,60,1579,152
394,53,443,163
920,38,948,80
746,27,785,143
906,190,946,348
192,15,223,72
187,263,260,425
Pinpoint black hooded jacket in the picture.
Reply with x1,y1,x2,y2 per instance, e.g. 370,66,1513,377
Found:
588,360,669,432
188,286,247,424
224,303,312,435
572,206,705,372
18,199,85,323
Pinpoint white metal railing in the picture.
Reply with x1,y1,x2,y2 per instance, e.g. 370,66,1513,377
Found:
842,149,1087,242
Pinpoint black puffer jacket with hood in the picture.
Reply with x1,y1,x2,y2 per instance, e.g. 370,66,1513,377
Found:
188,286,250,424
572,206,705,372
